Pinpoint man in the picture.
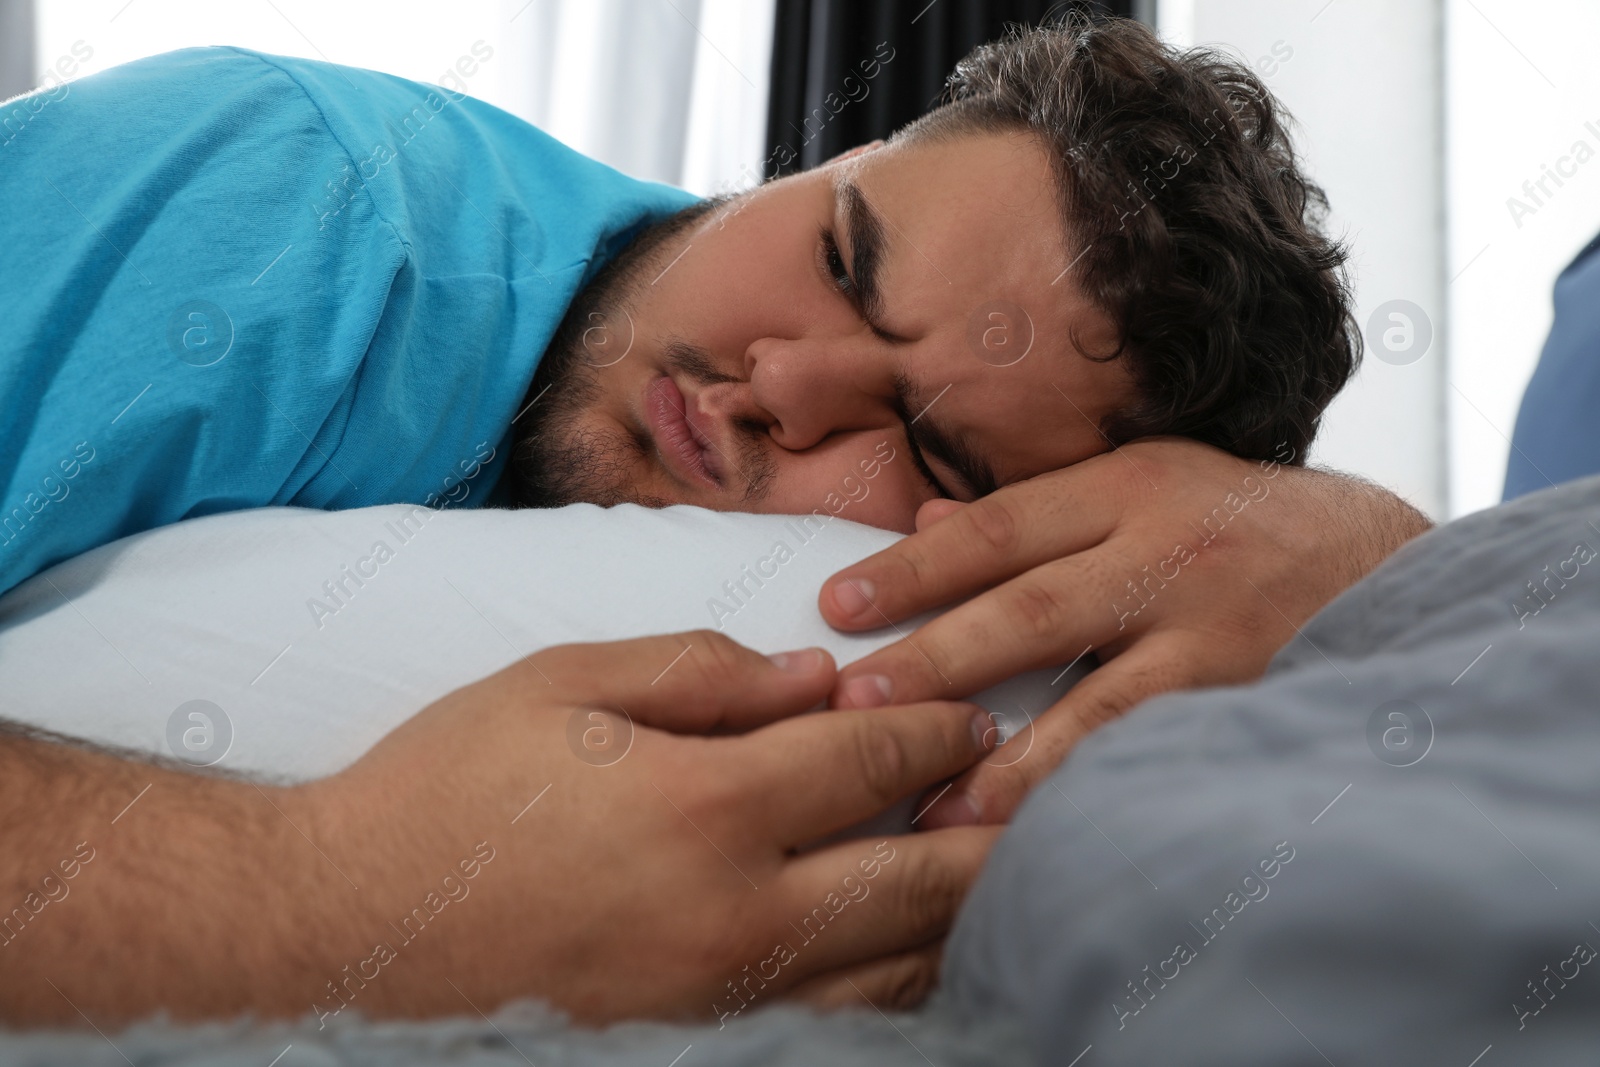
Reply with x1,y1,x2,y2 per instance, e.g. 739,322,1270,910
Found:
505,19,1409,828
0,18,1427,1026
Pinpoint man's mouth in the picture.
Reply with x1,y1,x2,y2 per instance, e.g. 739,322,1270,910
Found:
644,374,724,489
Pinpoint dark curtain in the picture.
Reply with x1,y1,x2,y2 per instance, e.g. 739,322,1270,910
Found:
763,0,1136,179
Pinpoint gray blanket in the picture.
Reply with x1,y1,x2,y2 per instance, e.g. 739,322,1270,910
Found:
951,472,1600,1064
8,476,1600,1065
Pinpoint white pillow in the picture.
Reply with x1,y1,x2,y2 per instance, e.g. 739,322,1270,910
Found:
0,504,1072,782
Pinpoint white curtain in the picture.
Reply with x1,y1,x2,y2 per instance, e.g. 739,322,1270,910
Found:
496,0,774,196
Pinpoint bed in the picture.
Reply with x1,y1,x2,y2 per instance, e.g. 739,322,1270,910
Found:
3,477,1599,1064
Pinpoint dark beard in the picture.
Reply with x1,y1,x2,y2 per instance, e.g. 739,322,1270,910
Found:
506,352,669,510
505,197,730,511
507,339,782,510
504,195,792,511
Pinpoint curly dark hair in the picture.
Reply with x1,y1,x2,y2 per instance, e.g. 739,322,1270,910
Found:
903,16,1358,463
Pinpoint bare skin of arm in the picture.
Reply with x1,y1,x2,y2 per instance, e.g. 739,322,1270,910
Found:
0,630,1000,1028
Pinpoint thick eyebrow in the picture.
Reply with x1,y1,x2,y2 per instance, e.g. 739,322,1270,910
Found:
838,177,889,328
892,374,1000,500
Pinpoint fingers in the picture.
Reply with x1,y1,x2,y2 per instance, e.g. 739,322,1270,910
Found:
530,630,836,733
732,701,997,847
772,829,997,983
914,498,965,532
917,631,1197,828
782,942,944,1012
831,552,1129,709
819,464,1125,633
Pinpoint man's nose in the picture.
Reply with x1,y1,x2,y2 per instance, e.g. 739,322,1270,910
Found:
740,334,888,450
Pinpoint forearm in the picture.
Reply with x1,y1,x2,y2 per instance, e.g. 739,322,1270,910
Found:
0,629,1001,1026
0,726,365,1026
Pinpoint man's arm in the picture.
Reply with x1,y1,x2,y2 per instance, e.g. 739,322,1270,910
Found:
818,437,1434,827
1,631,999,1026
0,727,362,1022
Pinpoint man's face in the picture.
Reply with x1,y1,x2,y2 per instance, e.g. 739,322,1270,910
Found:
519,129,1138,533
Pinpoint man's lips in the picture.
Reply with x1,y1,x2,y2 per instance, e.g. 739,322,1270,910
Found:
645,375,723,489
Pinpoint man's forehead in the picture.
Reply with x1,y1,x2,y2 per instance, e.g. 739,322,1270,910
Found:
836,138,1072,326
845,130,1062,231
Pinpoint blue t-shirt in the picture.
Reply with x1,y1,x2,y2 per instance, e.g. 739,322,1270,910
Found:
0,47,696,596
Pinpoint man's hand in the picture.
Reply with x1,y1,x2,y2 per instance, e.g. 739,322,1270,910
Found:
1,631,998,1027
817,437,1433,828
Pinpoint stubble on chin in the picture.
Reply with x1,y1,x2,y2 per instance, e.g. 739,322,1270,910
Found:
510,358,681,510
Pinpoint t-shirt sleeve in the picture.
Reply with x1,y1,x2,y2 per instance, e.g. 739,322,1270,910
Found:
0,46,697,598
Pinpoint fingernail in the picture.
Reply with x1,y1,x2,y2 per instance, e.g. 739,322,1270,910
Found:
839,673,893,708
927,790,983,828
831,577,876,620
767,647,823,674
971,709,998,751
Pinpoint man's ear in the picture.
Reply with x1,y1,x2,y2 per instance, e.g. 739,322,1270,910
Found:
825,139,885,166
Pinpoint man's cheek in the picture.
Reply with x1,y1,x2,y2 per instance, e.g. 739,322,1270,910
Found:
853,472,926,535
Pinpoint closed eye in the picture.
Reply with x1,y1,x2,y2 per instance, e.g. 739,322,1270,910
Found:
900,419,957,499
